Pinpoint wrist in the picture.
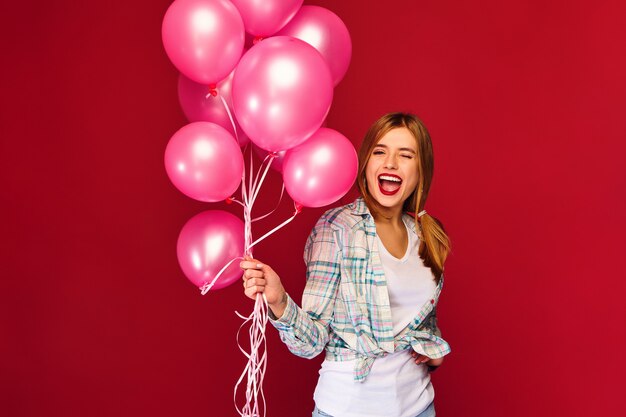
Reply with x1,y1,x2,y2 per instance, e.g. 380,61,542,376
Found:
426,357,444,368
269,291,288,318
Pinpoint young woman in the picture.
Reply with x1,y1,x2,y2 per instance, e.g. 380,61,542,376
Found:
241,112,451,417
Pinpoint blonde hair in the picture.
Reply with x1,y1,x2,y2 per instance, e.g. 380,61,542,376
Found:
356,112,451,281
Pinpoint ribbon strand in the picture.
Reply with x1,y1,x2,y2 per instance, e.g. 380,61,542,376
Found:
252,184,285,223
247,202,300,252
201,90,301,417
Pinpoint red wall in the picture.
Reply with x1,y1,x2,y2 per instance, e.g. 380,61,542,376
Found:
2,1,625,416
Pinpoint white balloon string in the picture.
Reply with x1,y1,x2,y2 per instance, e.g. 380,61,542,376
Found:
250,155,275,207
240,148,249,207
219,94,240,146
248,145,254,209
250,154,274,201
233,140,268,416
217,91,291,416
241,146,249,207
217,93,249,208
199,256,242,295
234,292,269,417
252,183,285,223
247,202,300,252
254,154,273,186
244,205,252,256
228,197,246,208
242,171,249,207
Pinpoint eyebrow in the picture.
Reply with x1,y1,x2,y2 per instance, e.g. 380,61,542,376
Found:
373,144,417,154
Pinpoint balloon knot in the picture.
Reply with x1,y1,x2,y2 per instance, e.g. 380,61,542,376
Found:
269,152,279,158
208,84,218,97
294,203,303,214
253,36,264,45
226,197,233,205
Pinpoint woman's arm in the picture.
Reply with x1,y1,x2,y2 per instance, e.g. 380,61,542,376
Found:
409,306,447,369
411,352,444,370
240,214,342,359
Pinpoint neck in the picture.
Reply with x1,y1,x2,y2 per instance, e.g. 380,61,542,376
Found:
371,203,403,226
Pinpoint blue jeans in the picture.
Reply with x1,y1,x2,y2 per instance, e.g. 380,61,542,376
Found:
312,401,435,417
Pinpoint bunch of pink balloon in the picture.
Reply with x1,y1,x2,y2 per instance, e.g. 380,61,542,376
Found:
162,2,355,415
163,0,355,291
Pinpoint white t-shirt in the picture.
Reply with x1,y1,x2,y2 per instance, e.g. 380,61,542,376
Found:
314,219,437,417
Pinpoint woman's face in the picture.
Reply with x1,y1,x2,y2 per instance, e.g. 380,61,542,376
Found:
365,127,420,212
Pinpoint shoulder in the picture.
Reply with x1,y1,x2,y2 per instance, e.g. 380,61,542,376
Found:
304,202,360,258
314,198,367,232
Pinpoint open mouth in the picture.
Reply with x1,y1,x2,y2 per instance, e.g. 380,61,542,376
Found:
378,174,402,196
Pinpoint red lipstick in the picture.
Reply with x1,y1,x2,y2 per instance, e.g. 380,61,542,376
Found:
378,173,402,196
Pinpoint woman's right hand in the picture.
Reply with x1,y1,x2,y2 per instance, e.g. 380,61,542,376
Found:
240,257,288,318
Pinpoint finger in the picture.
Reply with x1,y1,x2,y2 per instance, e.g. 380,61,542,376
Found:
244,269,264,279
244,285,264,297
244,287,258,299
246,278,266,288
240,260,264,270
413,354,425,363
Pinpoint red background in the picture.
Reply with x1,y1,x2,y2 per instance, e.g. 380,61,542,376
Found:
2,1,625,416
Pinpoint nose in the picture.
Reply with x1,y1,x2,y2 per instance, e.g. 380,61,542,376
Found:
384,153,397,169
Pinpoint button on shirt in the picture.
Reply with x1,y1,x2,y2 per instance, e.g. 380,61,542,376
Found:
270,197,451,382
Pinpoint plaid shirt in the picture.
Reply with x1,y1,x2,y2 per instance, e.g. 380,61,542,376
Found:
270,197,451,382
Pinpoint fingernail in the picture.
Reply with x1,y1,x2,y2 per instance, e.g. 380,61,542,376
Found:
256,263,263,268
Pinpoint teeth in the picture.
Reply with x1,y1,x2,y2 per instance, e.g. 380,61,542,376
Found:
379,175,401,183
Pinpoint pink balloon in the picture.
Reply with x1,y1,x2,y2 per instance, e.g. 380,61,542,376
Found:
162,0,245,84
177,72,249,147
164,122,243,202
282,128,358,208
177,210,244,290
277,5,352,86
230,0,303,37
232,36,333,152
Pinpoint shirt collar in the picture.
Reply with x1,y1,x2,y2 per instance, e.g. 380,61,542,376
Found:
349,196,370,216
349,197,418,234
